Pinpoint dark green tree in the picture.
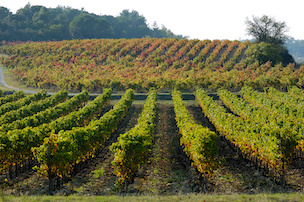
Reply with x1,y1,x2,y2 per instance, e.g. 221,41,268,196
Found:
114,10,151,38
0,7,12,40
245,15,289,46
245,15,294,65
69,13,113,39
245,42,283,65
0,5,184,41
0,7,11,19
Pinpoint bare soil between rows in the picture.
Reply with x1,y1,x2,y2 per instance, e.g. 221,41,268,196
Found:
1,102,304,196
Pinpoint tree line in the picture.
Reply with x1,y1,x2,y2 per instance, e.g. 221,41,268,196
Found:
0,3,185,41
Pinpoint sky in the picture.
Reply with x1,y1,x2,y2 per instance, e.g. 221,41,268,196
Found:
1,0,304,40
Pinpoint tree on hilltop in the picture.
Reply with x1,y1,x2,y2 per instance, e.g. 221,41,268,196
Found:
245,15,294,66
245,15,289,46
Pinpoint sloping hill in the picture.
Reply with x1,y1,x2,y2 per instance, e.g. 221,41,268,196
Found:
0,38,303,92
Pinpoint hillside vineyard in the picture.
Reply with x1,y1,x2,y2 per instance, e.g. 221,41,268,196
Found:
3,38,304,92
2,38,304,92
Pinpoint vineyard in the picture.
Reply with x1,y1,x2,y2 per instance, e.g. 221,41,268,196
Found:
1,38,304,92
0,86,304,196
0,38,304,198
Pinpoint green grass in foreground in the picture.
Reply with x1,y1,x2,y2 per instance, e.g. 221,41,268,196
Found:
1,193,304,202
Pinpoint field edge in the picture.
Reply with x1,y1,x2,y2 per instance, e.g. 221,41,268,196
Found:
1,193,304,202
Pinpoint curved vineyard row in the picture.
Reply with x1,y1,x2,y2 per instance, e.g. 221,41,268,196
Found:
0,89,112,175
0,91,25,106
195,89,287,177
172,89,218,179
33,89,135,191
240,86,304,152
0,90,68,125
0,90,46,116
111,88,157,187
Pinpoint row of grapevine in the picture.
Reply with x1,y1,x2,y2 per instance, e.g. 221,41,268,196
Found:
265,87,304,147
221,41,250,71
38,90,109,134
240,86,299,119
110,88,158,187
145,38,176,65
240,86,304,152
186,40,207,60
217,41,238,65
32,89,135,192
172,89,218,179
0,89,111,175
288,85,304,100
0,91,87,132
0,90,68,125
205,40,229,66
195,89,286,177
219,88,295,126
192,40,218,64
0,90,46,116
218,88,297,166
265,86,304,109
0,91,24,106
0,91,90,174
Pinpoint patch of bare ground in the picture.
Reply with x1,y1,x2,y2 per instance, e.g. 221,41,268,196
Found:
237,45,249,63
137,104,201,195
0,169,47,196
214,45,228,62
226,45,238,61
285,158,304,192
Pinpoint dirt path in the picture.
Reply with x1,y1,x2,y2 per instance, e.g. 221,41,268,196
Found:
0,66,36,94
0,65,101,96
139,104,201,195
0,65,58,95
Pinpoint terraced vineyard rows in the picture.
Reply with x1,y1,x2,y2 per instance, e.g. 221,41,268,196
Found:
0,86,304,196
